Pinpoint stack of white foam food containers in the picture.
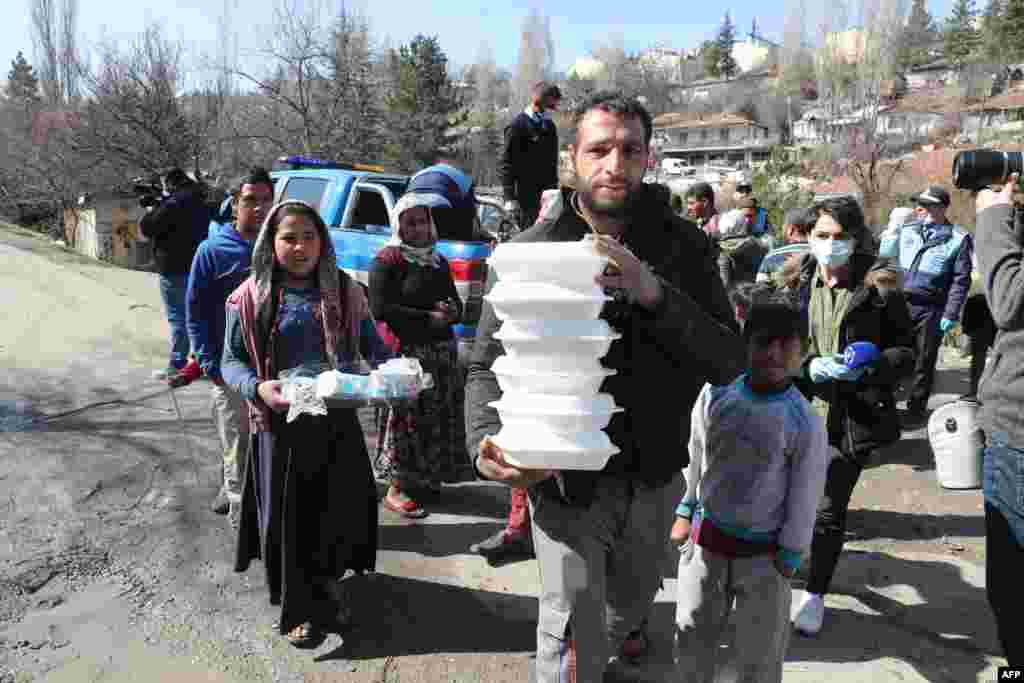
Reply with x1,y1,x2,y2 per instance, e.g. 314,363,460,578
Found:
483,240,623,471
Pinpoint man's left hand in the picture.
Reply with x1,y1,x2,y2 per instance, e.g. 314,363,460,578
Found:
592,236,663,310
774,555,796,579
940,317,957,334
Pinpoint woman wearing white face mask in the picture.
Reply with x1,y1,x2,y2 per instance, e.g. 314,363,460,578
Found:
789,196,917,637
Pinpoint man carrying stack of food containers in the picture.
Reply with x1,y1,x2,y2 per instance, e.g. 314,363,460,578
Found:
465,91,745,681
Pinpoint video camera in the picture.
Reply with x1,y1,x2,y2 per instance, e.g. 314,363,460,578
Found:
132,176,164,209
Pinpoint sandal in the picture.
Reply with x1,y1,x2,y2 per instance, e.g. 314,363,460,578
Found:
383,493,428,518
285,621,320,648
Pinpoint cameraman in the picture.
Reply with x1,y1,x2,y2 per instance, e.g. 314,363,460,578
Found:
139,168,210,378
975,174,1023,666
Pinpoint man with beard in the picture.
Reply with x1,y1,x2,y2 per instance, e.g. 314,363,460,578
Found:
466,91,745,681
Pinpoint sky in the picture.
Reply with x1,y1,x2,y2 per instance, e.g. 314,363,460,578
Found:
2,0,958,79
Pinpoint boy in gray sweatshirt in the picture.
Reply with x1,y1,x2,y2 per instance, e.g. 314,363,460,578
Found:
674,300,829,683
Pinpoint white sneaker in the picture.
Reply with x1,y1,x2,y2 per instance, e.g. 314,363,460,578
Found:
791,591,825,636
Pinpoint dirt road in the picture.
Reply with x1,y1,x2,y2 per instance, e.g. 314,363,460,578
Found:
0,225,1007,682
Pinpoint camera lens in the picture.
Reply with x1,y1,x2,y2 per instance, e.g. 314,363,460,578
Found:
953,149,1024,190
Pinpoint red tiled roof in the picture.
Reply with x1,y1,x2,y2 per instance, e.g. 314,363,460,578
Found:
652,112,765,130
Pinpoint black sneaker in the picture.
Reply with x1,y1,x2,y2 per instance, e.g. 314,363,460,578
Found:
469,529,534,560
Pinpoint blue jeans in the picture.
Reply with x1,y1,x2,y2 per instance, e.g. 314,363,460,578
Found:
983,433,1024,664
158,273,190,369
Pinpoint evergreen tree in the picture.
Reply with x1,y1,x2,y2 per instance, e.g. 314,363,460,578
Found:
1001,0,1024,63
385,35,464,171
979,0,1005,63
898,0,939,69
702,40,722,79
944,0,981,70
717,12,738,79
5,51,41,107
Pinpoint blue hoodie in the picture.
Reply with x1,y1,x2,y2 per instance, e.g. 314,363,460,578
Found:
186,224,254,381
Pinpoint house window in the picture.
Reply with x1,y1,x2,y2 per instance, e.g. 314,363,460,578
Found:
720,128,729,142
680,132,688,144
701,130,709,141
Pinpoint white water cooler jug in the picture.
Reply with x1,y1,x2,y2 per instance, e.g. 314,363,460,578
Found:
927,399,984,490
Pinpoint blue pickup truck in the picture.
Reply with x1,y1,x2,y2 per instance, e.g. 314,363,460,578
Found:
255,156,504,365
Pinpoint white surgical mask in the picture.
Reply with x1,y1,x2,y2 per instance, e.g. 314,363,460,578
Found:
811,238,852,267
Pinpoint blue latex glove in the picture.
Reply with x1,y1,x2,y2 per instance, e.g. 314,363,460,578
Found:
940,317,957,333
809,357,866,383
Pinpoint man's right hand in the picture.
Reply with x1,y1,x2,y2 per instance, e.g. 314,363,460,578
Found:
504,199,519,215
475,436,555,489
257,380,289,413
977,173,1019,214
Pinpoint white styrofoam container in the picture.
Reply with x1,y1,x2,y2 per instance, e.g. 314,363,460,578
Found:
488,240,608,287
491,426,620,471
484,280,608,321
492,354,615,396
489,393,622,433
928,399,984,490
494,320,619,365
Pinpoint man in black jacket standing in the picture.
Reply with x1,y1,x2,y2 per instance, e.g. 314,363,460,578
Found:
139,168,210,378
467,92,745,682
498,81,562,229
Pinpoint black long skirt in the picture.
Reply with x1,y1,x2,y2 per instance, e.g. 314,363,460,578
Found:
234,407,378,635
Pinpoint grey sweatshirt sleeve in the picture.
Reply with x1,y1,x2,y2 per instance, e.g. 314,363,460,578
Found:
976,204,1024,330
777,402,829,556
677,384,710,518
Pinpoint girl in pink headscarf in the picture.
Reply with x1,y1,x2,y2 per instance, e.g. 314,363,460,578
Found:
222,200,390,648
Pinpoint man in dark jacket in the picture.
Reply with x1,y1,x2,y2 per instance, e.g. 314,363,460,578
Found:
467,92,744,682
185,168,273,516
878,184,973,422
974,175,1024,665
498,81,562,229
140,168,211,377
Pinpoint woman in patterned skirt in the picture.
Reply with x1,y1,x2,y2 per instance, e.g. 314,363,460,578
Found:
369,192,463,518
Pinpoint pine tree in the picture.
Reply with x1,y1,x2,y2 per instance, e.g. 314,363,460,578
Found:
898,0,939,69
717,12,738,79
944,0,981,70
5,51,41,107
702,40,722,79
385,35,464,171
980,0,1005,63
1001,0,1024,62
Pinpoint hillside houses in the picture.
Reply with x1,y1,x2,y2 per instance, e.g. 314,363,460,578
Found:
652,111,778,167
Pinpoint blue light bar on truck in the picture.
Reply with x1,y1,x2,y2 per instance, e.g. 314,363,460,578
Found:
277,155,388,173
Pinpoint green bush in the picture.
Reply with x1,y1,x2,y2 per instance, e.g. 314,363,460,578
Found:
750,149,816,241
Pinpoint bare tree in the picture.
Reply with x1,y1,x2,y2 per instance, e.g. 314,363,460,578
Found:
75,24,196,177
30,0,80,105
31,0,60,104
59,0,80,101
227,0,383,163
512,8,555,111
